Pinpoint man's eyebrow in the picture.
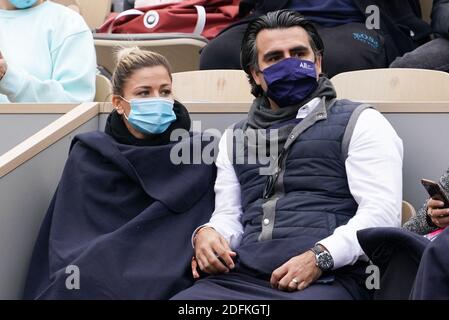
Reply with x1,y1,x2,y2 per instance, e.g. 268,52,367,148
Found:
263,50,283,60
263,45,310,60
290,45,309,52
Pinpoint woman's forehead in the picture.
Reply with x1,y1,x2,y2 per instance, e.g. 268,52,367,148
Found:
124,66,172,90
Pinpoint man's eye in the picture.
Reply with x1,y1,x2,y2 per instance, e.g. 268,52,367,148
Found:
161,90,172,96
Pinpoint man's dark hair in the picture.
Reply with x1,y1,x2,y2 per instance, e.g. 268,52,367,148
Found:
241,10,324,97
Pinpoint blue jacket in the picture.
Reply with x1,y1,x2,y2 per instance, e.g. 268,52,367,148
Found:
231,98,369,275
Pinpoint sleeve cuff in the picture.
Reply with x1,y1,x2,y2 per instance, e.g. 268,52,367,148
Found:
317,235,364,270
0,66,26,100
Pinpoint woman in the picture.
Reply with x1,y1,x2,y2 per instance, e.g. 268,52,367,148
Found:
23,48,217,299
357,169,449,299
0,0,96,103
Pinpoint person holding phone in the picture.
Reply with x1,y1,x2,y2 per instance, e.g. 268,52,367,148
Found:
357,168,449,299
404,169,449,235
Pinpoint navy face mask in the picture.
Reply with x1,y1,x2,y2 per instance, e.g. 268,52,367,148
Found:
262,58,319,108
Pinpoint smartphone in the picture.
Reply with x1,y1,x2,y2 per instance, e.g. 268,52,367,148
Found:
421,179,449,207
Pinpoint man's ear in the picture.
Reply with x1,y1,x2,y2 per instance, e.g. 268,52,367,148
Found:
315,54,323,76
250,65,263,86
112,95,124,115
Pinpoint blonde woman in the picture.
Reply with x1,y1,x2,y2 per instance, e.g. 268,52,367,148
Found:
24,48,217,299
0,0,96,102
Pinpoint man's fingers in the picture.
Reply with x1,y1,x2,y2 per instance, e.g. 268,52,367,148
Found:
286,277,300,292
219,237,232,252
270,265,287,288
217,238,236,268
277,271,298,291
297,280,310,291
197,250,220,274
213,244,236,269
191,257,200,279
196,254,207,272
202,248,229,273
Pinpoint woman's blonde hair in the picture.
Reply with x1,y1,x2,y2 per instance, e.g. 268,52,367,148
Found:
112,47,172,96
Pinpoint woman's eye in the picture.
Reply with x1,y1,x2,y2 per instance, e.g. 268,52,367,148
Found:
161,90,172,96
137,91,150,97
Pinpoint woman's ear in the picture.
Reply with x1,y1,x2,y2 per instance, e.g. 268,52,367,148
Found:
112,95,124,115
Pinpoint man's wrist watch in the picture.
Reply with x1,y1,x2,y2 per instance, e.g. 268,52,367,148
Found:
310,245,334,272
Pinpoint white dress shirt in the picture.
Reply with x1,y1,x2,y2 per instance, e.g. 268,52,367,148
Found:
197,97,403,270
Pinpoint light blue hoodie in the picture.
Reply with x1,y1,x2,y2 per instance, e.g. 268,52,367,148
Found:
0,0,96,103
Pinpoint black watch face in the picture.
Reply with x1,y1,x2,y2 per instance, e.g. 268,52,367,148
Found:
317,252,334,271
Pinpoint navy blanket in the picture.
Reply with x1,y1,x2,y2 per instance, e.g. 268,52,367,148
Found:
358,227,449,299
411,227,449,299
23,131,217,299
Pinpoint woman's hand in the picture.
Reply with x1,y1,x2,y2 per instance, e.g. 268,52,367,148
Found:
427,198,449,228
191,227,236,278
0,51,7,81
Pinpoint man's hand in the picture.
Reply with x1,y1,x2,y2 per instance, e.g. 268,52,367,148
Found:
0,51,7,81
191,227,236,278
270,250,322,292
427,198,449,228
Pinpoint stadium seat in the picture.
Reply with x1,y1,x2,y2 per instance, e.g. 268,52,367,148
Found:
94,33,208,74
54,0,112,29
95,74,113,102
402,200,417,225
172,70,253,103
331,68,449,102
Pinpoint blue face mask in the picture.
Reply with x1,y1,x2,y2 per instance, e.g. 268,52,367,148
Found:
262,58,319,108
122,97,176,135
8,0,38,9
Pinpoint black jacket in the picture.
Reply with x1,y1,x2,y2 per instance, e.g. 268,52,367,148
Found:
432,0,449,36
238,0,432,62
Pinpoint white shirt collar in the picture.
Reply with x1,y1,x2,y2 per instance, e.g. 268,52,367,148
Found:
296,97,321,119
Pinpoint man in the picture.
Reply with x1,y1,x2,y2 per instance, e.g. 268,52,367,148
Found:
200,0,431,78
172,10,403,300
391,0,449,72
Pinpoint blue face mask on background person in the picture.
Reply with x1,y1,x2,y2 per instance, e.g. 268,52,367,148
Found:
262,57,319,107
8,0,38,9
121,97,176,134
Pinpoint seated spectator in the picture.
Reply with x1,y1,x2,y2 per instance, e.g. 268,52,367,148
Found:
357,168,449,299
390,0,449,72
23,48,217,299
0,0,96,103
404,169,449,236
171,10,403,301
200,0,432,78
